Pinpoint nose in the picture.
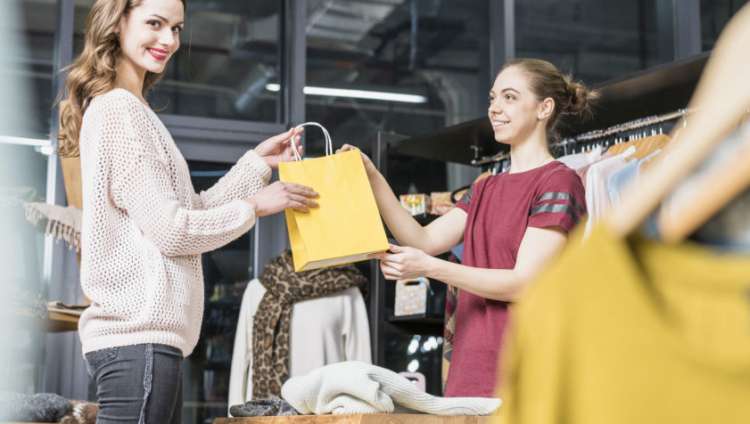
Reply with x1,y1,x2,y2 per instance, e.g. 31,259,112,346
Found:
488,98,502,115
159,29,178,50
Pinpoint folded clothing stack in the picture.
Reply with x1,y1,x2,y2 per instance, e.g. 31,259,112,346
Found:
281,361,501,416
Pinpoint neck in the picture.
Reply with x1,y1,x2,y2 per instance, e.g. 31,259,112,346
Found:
114,58,147,103
508,126,554,173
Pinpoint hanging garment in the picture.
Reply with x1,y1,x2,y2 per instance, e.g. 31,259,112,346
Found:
497,225,750,424
281,361,501,416
23,203,82,252
584,146,635,236
228,251,371,407
557,145,603,171
606,159,639,206
607,148,663,207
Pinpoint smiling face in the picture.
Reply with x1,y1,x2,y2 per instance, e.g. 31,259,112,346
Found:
487,65,553,145
117,0,184,75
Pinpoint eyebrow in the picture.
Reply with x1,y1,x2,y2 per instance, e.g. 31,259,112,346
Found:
149,14,184,26
501,88,520,94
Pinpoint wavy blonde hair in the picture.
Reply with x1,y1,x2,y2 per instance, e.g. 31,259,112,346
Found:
57,0,185,157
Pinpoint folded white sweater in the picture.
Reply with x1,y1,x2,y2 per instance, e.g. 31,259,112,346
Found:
281,361,501,416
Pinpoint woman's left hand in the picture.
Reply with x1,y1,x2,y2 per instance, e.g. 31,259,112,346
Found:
255,127,304,168
374,244,434,281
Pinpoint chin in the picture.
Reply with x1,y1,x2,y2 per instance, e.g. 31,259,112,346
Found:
493,131,514,145
145,63,167,74
139,57,169,74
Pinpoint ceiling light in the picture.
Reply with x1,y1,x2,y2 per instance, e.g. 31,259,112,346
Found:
265,83,427,104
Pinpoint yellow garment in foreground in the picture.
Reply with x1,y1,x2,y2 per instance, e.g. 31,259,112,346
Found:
279,149,389,271
497,225,750,424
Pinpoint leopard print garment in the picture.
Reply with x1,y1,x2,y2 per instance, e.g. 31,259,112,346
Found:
251,251,367,399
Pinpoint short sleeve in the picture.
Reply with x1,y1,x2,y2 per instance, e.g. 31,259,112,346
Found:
457,177,490,213
456,185,473,213
527,169,586,233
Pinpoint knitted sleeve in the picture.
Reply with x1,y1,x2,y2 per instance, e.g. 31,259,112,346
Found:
197,149,271,208
100,96,257,257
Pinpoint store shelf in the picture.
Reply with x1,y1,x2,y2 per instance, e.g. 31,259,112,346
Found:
47,311,79,332
387,314,444,335
389,314,444,324
14,308,80,332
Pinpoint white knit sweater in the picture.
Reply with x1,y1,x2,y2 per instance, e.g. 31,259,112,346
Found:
78,88,270,356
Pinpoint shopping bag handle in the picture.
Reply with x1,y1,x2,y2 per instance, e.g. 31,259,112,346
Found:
291,122,334,160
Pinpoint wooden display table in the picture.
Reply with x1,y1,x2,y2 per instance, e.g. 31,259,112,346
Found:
214,414,494,424
14,307,80,332
46,310,80,332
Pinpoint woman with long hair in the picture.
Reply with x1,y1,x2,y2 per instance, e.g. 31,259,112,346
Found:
341,59,597,397
59,1,318,422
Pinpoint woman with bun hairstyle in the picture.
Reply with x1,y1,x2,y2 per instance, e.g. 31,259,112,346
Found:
58,0,317,422
340,58,597,397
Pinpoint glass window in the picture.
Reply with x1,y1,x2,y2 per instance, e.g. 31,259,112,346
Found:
516,0,670,85
304,0,489,163
1,0,57,139
74,0,282,122
701,0,748,51
182,161,255,424
1,1,52,394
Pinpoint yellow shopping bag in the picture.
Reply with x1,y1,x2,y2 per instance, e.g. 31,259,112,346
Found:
279,122,389,272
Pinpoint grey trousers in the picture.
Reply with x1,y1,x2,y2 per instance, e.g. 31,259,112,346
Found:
85,344,183,424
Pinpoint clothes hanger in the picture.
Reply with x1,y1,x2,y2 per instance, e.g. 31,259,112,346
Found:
607,3,750,240
632,134,671,160
658,130,750,242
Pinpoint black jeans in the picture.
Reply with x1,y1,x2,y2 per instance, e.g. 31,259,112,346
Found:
85,344,183,424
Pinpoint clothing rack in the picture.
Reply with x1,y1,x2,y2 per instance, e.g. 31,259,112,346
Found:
555,108,688,146
471,108,689,169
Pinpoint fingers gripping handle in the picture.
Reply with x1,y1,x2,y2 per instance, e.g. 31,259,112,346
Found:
291,122,334,161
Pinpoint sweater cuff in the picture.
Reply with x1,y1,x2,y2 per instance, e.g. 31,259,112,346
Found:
240,150,272,185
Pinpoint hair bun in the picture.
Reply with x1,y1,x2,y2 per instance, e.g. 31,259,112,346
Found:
563,77,598,119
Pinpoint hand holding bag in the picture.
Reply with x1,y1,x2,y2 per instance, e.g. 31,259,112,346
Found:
279,122,389,271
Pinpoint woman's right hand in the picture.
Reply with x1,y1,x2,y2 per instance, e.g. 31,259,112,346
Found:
338,144,378,178
247,182,318,217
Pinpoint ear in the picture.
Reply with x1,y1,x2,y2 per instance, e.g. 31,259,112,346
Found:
538,97,555,121
116,14,127,37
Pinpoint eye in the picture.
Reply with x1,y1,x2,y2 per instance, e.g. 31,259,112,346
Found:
172,26,183,34
147,20,161,30
488,95,494,104
504,94,516,101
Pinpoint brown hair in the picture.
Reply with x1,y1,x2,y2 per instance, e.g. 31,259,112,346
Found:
57,0,186,157
502,58,598,136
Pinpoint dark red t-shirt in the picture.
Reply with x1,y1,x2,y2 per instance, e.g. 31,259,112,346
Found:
445,161,586,397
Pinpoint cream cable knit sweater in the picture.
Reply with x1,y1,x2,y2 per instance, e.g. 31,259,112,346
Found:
78,88,270,356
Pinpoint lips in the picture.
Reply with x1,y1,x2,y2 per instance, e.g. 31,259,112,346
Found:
147,48,168,61
491,120,510,130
